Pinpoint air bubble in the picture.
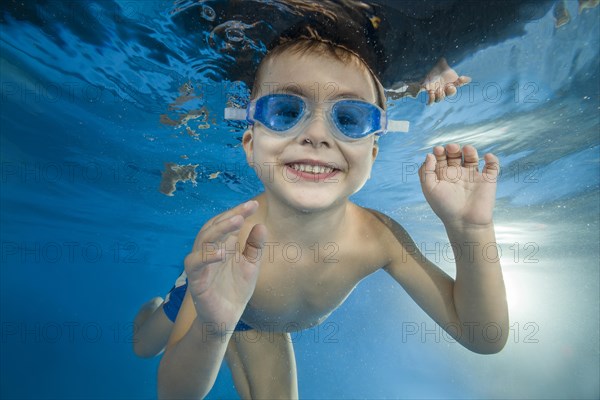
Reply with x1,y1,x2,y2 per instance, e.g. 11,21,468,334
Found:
201,5,216,21
225,22,246,42
208,20,259,53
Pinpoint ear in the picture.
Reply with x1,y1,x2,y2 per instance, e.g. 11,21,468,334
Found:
371,143,379,163
366,142,379,180
242,129,254,164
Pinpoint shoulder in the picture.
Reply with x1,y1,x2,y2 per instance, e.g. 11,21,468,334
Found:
351,205,417,267
359,207,414,247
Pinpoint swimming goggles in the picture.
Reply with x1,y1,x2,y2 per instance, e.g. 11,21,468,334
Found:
225,94,409,142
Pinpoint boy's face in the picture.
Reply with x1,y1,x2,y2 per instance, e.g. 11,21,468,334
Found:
243,50,380,212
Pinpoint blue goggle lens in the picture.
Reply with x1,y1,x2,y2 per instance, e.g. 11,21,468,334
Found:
332,100,381,139
254,94,305,132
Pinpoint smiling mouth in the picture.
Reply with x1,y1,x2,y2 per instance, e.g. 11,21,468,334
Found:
287,163,336,174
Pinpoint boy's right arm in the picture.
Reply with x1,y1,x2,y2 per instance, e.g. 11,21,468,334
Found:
158,290,232,398
157,201,266,399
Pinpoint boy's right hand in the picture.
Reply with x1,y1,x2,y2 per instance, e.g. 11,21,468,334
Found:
183,200,266,332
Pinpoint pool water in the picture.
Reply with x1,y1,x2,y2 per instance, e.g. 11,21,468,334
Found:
1,1,598,399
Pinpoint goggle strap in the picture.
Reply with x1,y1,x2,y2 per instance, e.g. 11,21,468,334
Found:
224,107,247,121
386,119,410,133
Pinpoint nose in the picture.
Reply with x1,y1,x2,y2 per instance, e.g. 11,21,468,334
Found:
295,110,334,148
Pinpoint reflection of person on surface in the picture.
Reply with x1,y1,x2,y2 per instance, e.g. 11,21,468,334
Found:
386,57,471,105
137,36,507,398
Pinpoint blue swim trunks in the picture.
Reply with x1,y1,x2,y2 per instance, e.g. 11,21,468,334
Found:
163,271,253,332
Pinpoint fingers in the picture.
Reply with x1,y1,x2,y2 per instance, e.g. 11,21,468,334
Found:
427,90,435,105
184,247,223,273
462,145,480,170
210,200,258,227
243,224,268,263
418,153,438,191
195,200,258,242
457,75,471,86
191,200,260,258
426,87,442,105
482,153,500,179
427,90,435,106
445,143,462,168
186,215,244,269
433,146,447,170
426,83,454,105
195,213,244,251
444,84,457,97
424,75,472,105
427,144,483,174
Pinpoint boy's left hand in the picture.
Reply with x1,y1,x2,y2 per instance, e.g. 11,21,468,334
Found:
419,143,500,229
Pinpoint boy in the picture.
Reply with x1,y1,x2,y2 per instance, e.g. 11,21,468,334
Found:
133,55,470,358
150,37,507,398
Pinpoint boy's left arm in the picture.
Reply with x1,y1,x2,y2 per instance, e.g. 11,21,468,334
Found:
379,143,508,354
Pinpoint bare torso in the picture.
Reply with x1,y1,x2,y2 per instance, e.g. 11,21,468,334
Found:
237,194,392,332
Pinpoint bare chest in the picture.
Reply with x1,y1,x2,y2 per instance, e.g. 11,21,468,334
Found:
241,239,383,331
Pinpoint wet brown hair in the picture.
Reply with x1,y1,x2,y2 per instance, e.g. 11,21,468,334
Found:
251,37,386,110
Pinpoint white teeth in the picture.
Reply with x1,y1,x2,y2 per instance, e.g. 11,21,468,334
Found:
290,163,334,174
